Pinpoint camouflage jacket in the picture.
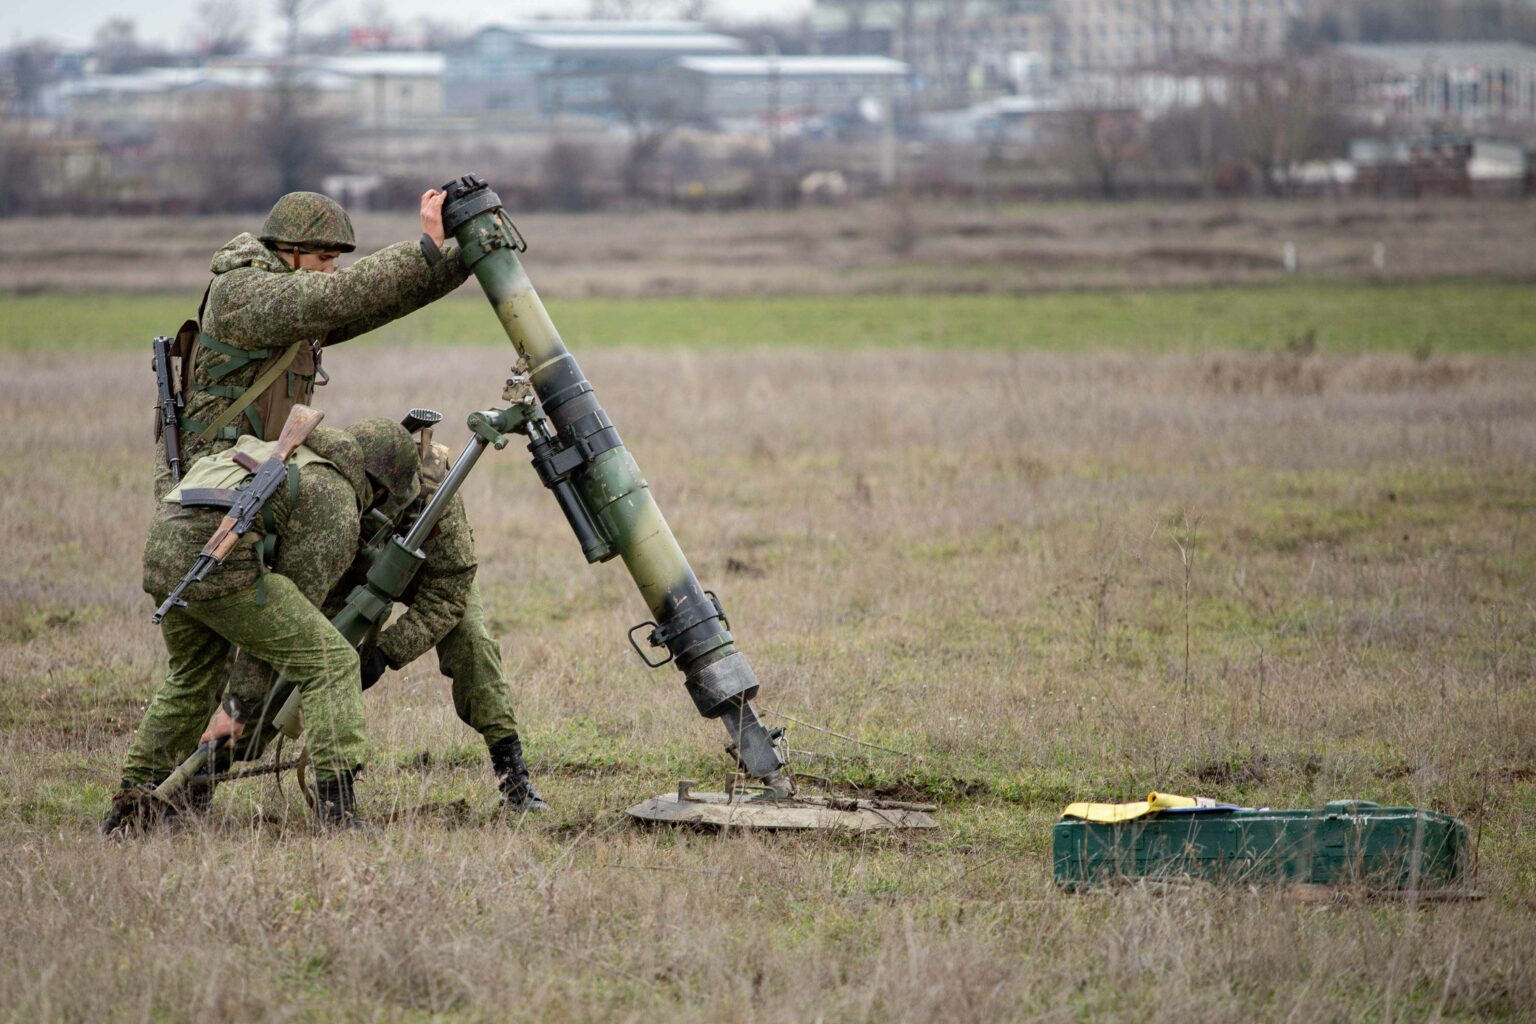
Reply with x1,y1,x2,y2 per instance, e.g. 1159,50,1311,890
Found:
335,491,478,669
372,441,477,667
157,232,468,497
329,438,475,668
142,427,371,604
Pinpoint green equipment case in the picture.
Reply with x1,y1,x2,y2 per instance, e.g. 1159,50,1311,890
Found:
1053,800,1468,891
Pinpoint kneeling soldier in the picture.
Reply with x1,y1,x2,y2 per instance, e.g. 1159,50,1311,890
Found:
106,416,421,832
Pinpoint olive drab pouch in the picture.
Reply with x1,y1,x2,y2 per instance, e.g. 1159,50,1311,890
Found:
246,340,322,442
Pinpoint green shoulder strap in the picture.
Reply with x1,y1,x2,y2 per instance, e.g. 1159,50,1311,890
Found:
194,342,302,444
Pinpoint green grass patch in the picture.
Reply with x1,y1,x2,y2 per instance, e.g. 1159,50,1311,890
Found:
3,279,1533,353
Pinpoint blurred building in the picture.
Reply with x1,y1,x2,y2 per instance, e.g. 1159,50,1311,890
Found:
1341,43,1536,128
444,21,744,118
1352,133,1529,197
45,65,355,135
814,0,1340,107
669,55,909,127
305,53,445,126
44,54,445,133
1051,0,1317,73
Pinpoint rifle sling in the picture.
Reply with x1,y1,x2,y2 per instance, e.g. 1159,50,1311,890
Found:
194,343,301,444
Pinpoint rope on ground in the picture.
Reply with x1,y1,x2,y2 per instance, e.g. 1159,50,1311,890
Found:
758,704,926,763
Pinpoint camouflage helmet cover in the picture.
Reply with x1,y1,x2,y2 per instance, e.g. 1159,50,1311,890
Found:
259,192,357,253
345,417,421,519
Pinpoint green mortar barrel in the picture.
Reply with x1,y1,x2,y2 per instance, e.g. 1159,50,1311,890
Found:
440,174,789,790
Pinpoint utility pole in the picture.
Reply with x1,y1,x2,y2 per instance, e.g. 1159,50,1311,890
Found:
766,37,783,208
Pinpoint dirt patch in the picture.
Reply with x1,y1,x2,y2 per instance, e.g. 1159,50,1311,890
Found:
1139,246,1283,271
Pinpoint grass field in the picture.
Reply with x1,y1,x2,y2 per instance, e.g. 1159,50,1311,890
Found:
2,278,1535,354
1,297,1534,1021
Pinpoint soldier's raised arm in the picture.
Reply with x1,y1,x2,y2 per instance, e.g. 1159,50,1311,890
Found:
209,190,469,349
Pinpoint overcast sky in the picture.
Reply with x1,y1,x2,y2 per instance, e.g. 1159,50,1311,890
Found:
4,0,815,50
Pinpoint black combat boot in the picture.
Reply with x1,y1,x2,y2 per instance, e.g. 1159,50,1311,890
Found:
313,770,361,830
100,777,214,836
488,733,548,813
99,780,141,836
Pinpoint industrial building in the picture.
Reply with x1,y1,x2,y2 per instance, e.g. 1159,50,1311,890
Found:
44,53,445,131
669,55,910,126
814,0,1335,105
1341,43,1536,127
443,21,743,117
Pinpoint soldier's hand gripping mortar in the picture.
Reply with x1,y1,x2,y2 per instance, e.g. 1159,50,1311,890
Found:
440,173,792,795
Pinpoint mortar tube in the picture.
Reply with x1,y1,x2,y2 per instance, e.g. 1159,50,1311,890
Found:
443,176,789,791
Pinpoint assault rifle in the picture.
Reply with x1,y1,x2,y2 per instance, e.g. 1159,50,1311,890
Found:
152,335,184,483
150,405,324,625
143,397,540,806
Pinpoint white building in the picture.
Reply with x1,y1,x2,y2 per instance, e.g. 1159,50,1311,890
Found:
444,21,744,116
47,53,446,130
1341,43,1536,127
669,55,910,125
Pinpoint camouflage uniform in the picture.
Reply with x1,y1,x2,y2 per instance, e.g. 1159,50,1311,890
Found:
155,192,467,499
126,426,374,785
227,442,521,747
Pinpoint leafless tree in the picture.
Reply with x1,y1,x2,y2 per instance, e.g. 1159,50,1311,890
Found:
274,0,332,57
190,0,252,57
588,0,697,17
4,42,60,118
93,19,165,74
1051,106,1144,199
164,94,275,211
413,18,469,52
0,115,39,215
609,72,686,201
540,140,598,212
1229,57,1349,196
259,70,341,197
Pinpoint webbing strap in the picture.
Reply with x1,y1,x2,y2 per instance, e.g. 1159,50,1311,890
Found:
200,334,279,380
193,343,300,444
178,418,239,442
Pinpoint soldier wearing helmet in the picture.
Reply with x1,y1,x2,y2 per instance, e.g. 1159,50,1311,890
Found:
107,418,424,832
154,189,466,498
214,426,547,816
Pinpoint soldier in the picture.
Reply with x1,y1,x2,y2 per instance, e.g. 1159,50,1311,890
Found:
157,188,468,497
223,432,547,813
107,417,422,832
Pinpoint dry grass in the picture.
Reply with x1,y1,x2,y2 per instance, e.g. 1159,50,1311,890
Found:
5,196,1536,296
1,340,1534,1021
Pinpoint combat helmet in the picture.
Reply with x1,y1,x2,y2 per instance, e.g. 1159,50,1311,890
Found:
345,417,421,520
259,191,356,253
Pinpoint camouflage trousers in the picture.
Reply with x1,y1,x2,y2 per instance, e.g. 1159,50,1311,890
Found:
226,580,520,757
436,582,520,748
123,573,364,784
